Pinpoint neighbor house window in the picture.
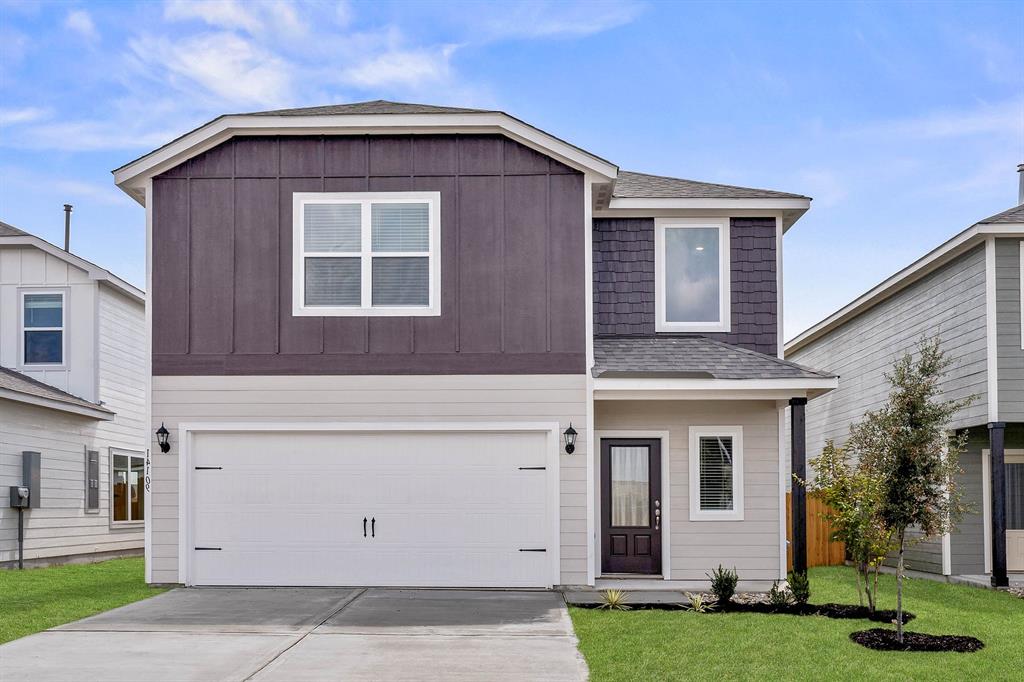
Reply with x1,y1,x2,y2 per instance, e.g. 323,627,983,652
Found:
22,291,65,365
293,192,441,316
689,426,744,520
112,451,145,523
655,218,730,332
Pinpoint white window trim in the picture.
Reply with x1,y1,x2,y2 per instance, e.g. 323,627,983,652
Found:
19,288,67,368
655,217,731,333
689,425,744,521
110,448,146,526
292,192,441,317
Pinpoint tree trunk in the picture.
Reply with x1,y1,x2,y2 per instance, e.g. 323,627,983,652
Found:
896,529,906,643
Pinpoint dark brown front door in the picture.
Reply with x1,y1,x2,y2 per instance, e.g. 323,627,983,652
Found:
601,439,662,575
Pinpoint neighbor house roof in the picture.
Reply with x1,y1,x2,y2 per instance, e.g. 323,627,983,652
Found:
786,201,1024,355
0,219,145,303
0,366,114,420
593,337,835,380
613,170,808,200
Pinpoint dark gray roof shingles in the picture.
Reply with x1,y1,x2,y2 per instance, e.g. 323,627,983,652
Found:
0,220,29,237
978,203,1024,224
245,100,495,116
613,170,809,200
0,366,114,416
593,337,835,380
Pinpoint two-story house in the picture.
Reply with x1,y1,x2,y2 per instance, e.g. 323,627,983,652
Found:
786,170,1024,588
1,220,147,567
114,101,836,589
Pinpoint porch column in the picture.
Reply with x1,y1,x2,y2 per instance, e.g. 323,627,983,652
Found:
790,398,808,575
989,422,1008,588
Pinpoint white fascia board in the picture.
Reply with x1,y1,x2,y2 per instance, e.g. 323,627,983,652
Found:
114,113,618,200
0,390,115,420
592,377,838,401
0,236,145,303
787,223,1024,355
607,197,811,211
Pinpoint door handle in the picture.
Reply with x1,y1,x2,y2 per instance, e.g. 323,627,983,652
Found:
363,517,367,538
371,517,376,538
654,499,661,530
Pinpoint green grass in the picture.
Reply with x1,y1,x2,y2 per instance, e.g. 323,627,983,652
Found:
0,557,167,644
570,567,1024,681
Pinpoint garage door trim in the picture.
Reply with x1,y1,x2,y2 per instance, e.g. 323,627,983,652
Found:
176,421,562,587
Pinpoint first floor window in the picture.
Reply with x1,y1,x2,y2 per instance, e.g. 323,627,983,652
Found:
689,426,744,520
112,452,145,523
293,192,441,316
23,291,64,364
655,219,730,332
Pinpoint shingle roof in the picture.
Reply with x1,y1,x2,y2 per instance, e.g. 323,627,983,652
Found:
593,337,836,380
0,220,28,237
613,170,809,200
978,203,1024,224
244,100,495,117
0,366,114,417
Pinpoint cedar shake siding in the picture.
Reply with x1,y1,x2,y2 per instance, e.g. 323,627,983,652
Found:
151,134,585,375
593,217,778,355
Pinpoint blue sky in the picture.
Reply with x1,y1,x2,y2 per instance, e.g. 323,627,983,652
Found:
1,0,1021,339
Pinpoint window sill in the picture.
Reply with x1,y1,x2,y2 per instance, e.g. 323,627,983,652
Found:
110,521,144,531
292,305,440,317
689,512,745,522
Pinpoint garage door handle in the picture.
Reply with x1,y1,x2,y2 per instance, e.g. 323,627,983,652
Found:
363,517,367,538
371,517,375,537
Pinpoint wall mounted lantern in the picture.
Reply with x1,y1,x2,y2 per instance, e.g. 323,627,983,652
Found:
563,423,578,454
156,423,170,453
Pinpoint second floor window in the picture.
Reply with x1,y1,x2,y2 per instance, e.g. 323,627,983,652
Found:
23,291,64,365
293,192,441,317
655,218,730,333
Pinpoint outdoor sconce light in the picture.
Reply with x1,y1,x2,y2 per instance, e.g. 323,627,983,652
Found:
563,423,578,454
156,423,170,454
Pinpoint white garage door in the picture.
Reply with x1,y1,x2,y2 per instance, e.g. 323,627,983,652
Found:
187,429,554,587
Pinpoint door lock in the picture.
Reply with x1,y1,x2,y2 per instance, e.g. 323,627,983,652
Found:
654,499,661,530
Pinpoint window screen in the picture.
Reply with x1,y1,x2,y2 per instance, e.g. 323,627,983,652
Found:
699,435,734,511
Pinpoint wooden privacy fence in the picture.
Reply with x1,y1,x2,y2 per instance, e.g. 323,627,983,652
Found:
786,493,846,571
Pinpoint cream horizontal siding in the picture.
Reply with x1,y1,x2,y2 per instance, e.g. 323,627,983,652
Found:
788,245,989,465
150,374,587,585
596,399,782,582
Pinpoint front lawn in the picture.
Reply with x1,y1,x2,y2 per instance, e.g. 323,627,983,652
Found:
0,557,167,644
570,566,1023,681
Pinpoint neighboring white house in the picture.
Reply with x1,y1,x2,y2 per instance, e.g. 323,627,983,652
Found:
1,219,147,567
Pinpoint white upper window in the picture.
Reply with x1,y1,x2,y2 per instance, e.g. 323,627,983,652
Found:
688,426,744,521
293,192,441,316
655,218,730,332
22,290,65,366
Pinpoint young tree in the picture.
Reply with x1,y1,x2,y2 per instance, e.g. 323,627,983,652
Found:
806,441,894,613
847,337,973,641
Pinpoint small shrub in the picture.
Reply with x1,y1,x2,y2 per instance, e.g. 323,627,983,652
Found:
788,571,811,605
598,589,631,611
708,565,739,605
768,580,791,607
683,592,714,613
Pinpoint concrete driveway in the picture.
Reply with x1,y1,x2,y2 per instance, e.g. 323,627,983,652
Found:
0,588,588,681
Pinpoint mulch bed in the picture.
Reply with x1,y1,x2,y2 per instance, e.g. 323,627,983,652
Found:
850,628,984,653
572,599,914,624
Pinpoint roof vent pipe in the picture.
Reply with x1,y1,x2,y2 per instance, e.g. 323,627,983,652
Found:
1018,163,1024,206
63,204,72,252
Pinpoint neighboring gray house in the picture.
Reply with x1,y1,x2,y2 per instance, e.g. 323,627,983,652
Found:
113,100,835,590
786,172,1024,587
1,220,147,567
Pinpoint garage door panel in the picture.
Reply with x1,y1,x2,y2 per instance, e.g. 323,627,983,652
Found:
189,429,553,587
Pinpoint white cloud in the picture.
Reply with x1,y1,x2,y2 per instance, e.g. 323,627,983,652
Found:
793,169,848,209
65,9,99,41
163,0,262,33
341,44,458,89
847,99,1022,140
468,0,644,40
0,106,50,126
5,118,183,151
335,1,353,28
128,32,292,107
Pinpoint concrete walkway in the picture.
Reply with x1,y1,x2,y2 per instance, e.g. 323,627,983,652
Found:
0,588,588,681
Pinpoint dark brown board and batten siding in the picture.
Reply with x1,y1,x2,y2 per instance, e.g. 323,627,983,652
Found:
152,134,585,375
592,217,778,355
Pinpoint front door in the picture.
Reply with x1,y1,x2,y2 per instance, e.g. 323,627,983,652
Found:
601,439,662,574
1008,453,1024,572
